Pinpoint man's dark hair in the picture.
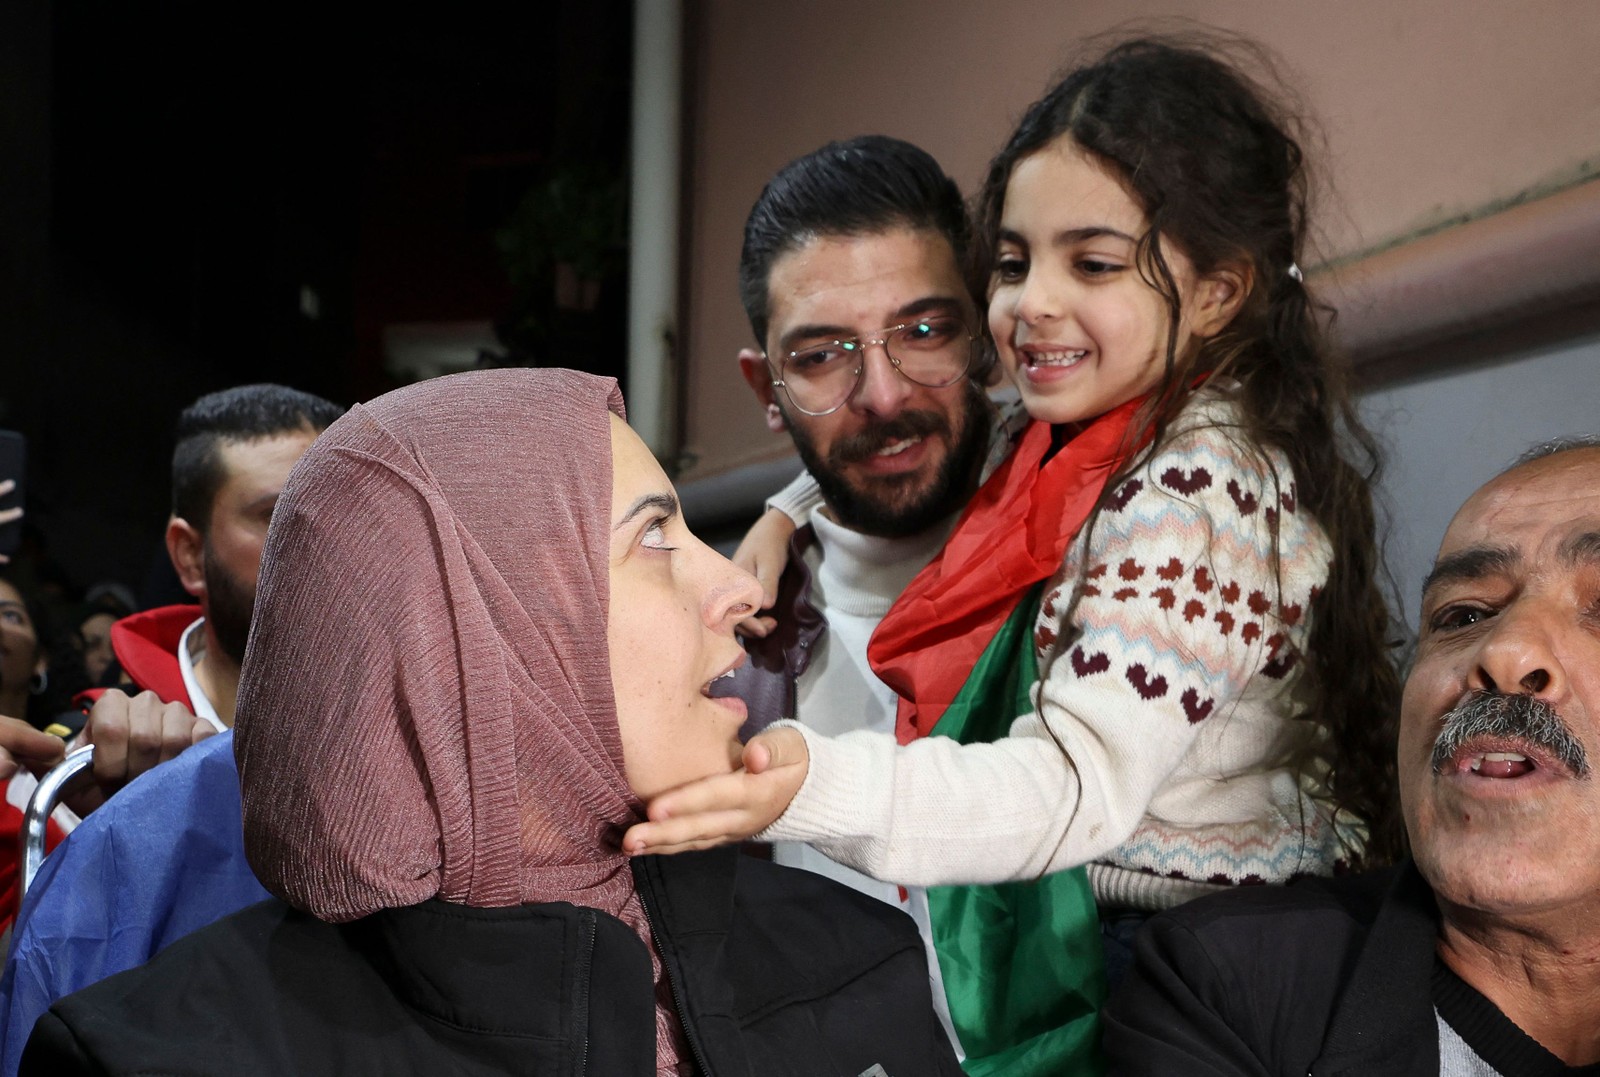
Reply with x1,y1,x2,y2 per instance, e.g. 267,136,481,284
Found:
738,135,971,347
171,384,344,530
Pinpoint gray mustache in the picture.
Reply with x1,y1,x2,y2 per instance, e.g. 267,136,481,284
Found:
1429,691,1590,778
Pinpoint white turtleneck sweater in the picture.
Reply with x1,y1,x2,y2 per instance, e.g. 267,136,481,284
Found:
771,507,953,895
760,493,962,1057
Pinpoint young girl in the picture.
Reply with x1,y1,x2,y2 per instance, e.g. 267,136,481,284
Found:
629,30,1399,977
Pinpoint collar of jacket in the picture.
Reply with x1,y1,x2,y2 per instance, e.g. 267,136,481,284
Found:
357,892,658,1071
730,525,827,737
106,604,202,706
1311,860,1442,1076
633,846,744,1075
359,848,754,1076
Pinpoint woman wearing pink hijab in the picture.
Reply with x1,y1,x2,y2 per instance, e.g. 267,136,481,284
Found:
23,369,959,1076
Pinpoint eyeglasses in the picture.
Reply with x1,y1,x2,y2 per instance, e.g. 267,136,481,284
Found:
765,315,977,417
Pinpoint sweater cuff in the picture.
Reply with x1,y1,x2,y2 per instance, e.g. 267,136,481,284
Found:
764,469,825,525
1089,862,1230,912
756,722,890,847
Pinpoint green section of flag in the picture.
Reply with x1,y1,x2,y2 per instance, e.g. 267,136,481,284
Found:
926,584,1106,1076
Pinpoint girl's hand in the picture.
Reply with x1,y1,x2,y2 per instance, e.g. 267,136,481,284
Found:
623,727,809,855
731,508,797,637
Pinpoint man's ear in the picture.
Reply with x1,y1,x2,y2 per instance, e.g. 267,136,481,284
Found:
165,517,207,601
1190,261,1255,340
738,348,787,433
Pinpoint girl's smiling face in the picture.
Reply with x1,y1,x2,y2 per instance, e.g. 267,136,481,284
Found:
988,136,1240,427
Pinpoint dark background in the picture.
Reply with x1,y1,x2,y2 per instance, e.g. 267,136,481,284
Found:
1,3,634,601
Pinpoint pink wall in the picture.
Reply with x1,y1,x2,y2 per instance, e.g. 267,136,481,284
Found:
679,0,1600,482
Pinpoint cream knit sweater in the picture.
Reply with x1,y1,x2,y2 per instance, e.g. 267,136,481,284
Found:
761,390,1353,911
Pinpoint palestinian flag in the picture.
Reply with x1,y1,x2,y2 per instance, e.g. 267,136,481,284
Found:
868,397,1148,1076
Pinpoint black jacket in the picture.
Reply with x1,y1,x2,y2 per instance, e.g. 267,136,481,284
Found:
1102,863,1443,1076
22,847,961,1076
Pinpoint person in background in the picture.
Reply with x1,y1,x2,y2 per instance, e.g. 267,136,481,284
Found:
0,575,77,733
101,383,343,729
2,382,342,827
72,584,134,688
0,573,81,933
0,575,179,937
0,384,343,1062
74,610,116,688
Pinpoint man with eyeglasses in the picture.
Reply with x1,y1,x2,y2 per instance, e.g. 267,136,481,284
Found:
725,135,1019,1061
735,138,998,545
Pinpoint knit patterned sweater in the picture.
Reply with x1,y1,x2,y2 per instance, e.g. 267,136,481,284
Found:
761,389,1353,911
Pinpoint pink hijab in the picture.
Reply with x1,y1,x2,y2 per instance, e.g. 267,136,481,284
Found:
235,368,685,1070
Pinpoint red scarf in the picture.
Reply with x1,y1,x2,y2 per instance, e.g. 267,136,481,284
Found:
868,396,1148,743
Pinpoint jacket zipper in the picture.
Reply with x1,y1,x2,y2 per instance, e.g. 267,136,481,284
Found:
636,874,715,1077
574,908,596,1077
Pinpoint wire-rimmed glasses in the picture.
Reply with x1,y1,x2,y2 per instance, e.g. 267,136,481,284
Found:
766,315,977,417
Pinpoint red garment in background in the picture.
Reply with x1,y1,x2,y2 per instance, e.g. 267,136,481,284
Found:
104,605,201,707
1,778,68,932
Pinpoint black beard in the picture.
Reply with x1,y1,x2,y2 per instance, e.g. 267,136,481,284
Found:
201,537,257,666
1429,690,1590,778
783,382,988,539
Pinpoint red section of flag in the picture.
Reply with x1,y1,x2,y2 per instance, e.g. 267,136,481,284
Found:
870,397,1147,744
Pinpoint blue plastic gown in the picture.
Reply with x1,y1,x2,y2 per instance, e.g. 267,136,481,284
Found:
0,731,268,1074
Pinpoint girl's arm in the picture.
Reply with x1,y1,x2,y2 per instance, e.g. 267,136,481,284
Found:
730,469,820,636
632,421,1322,884
731,510,795,637
764,465,825,524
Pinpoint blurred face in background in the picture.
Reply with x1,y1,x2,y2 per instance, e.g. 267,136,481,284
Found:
78,610,116,684
0,579,45,716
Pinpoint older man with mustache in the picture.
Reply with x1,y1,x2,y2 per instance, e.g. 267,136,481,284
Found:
1102,436,1600,1076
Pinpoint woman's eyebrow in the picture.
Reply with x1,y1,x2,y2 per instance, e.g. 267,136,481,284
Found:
613,492,679,532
